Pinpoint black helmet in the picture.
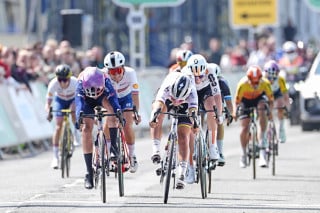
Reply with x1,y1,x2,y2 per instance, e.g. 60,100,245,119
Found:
55,64,72,78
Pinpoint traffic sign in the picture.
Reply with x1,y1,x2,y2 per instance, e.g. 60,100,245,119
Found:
112,0,185,8
126,10,146,29
305,0,320,12
229,0,278,28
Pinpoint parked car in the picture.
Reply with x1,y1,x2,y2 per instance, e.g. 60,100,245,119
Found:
299,52,320,131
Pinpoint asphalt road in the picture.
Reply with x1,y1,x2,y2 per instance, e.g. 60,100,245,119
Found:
1,122,320,213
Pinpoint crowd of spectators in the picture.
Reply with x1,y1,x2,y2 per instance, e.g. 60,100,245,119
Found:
0,39,105,93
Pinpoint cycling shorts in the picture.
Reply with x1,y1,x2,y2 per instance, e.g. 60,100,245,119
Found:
238,94,268,119
165,100,192,126
118,93,133,110
54,97,74,117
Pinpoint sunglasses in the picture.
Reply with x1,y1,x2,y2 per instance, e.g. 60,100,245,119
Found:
195,75,205,79
109,67,123,75
58,78,69,83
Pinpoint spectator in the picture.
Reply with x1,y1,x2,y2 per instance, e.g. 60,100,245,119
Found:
207,37,223,64
283,19,297,42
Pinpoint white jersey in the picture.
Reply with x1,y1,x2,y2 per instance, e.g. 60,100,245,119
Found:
182,63,221,95
155,72,198,109
107,66,139,98
46,76,77,101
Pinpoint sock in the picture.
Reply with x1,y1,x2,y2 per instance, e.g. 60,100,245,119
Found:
53,146,59,159
217,139,223,155
127,144,135,157
179,161,188,177
109,128,118,156
84,153,93,176
152,139,161,154
279,119,284,132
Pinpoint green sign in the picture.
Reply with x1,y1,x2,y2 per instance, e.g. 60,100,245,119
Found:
305,0,320,12
112,0,185,7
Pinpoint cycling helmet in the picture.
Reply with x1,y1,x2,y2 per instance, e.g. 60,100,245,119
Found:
81,67,105,99
104,51,125,69
263,60,279,82
246,65,262,85
170,74,192,100
176,50,193,62
55,64,72,78
187,54,207,76
282,41,297,53
210,63,222,77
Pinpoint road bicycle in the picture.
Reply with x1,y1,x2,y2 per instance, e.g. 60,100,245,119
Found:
152,107,196,204
48,108,74,179
193,110,209,199
80,106,138,202
265,106,288,176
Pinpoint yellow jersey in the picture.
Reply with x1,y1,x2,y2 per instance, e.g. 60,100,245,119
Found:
235,76,274,105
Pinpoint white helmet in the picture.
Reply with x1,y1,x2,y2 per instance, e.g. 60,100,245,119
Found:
282,41,297,53
210,63,221,77
104,51,125,69
170,74,192,100
176,50,193,62
187,54,207,76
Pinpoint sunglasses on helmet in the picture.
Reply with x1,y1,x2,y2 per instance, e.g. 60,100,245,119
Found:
109,67,123,75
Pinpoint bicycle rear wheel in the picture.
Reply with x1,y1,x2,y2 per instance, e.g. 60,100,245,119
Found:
164,133,175,204
197,132,207,199
117,131,124,197
269,124,276,176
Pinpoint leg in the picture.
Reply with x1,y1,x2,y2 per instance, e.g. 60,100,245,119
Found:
51,116,63,169
82,117,95,189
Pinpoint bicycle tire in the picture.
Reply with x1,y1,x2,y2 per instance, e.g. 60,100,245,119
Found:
164,133,175,204
205,130,213,194
270,124,276,176
117,130,124,197
99,132,107,203
60,124,68,179
66,127,73,178
252,124,257,180
198,132,207,199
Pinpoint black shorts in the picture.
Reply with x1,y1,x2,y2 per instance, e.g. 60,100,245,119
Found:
238,94,268,119
165,100,192,126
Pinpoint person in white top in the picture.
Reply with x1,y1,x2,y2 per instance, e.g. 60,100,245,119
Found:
103,51,141,173
45,64,79,169
182,54,223,165
149,72,198,189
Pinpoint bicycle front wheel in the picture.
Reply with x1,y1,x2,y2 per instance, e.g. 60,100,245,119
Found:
164,133,175,204
252,125,257,180
197,132,207,199
117,130,124,197
60,123,68,179
99,132,107,203
66,127,73,178
205,130,212,194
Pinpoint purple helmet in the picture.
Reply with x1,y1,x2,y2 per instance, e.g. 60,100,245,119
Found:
81,67,105,98
263,60,280,82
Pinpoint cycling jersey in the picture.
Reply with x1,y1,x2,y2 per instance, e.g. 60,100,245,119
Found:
270,76,288,98
106,66,139,99
75,76,120,121
46,76,77,101
235,76,274,105
155,72,198,109
278,56,303,75
218,76,232,102
182,63,221,96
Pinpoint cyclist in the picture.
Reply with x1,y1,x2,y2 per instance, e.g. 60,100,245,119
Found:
45,64,79,169
103,51,141,173
149,72,198,190
169,49,193,72
263,60,290,143
234,65,274,168
75,66,121,189
183,54,223,162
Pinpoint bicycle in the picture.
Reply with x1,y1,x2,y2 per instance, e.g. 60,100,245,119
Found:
80,106,137,202
152,107,196,204
193,110,209,199
48,107,74,179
